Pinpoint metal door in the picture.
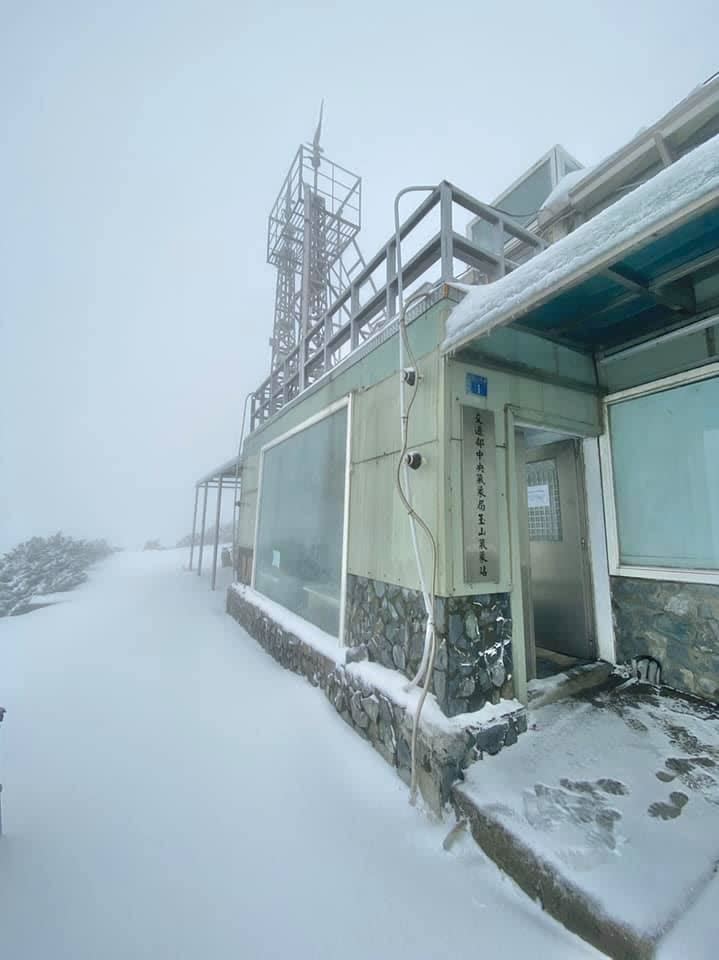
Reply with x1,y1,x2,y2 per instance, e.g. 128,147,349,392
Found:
525,439,595,659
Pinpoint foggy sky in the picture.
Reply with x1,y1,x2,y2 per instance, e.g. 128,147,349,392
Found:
1,0,716,552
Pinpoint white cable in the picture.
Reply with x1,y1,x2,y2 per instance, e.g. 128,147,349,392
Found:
394,186,436,624
393,186,441,804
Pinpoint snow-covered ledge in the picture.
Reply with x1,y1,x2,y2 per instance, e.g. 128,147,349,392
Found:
227,584,526,813
231,584,345,666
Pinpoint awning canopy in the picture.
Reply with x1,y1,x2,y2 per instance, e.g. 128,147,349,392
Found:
195,455,241,487
443,133,719,355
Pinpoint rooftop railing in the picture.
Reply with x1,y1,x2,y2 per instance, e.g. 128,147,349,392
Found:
250,180,544,430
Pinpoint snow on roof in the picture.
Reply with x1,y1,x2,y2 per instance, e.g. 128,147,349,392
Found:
443,132,719,354
196,454,241,486
539,167,591,216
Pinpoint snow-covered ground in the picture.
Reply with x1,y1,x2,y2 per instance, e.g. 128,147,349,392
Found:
457,684,719,957
0,550,597,959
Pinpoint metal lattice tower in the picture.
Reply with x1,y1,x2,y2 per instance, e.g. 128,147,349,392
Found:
266,106,367,389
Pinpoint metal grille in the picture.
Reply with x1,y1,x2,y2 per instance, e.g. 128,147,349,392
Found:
526,459,562,542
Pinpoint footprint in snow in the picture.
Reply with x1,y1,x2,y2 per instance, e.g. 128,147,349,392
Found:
647,791,689,820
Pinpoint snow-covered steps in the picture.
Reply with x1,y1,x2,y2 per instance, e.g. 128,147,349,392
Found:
451,682,719,959
226,584,527,813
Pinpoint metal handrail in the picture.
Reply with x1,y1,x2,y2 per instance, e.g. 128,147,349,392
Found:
250,180,543,430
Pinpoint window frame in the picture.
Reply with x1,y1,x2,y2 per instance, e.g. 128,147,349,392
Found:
251,395,353,642
600,361,719,585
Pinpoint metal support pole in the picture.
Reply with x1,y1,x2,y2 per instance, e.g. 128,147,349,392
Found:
439,183,454,282
188,485,199,570
386,239,397,320
323,308,330,373
299,185,312,393
211,478,223,591
350,282,360,349
197,482,209,576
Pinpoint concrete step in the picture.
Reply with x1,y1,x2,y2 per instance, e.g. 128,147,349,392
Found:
527,660,615,709
451,784,649,959
450,681,719,959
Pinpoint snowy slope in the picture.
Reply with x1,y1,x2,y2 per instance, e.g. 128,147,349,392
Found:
0,551,599,959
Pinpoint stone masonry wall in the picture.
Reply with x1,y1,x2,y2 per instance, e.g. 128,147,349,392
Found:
227,586,526,812
345,575,514,717
612,577,719,702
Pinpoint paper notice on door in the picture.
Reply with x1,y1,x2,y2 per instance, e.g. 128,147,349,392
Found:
527,484,551,508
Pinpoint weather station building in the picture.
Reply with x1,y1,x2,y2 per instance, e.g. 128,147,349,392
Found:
192,76,719,812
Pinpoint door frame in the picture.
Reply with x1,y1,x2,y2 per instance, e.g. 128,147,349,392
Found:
505,407,615,702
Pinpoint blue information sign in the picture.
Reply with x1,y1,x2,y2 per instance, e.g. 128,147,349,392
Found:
466,373,488,397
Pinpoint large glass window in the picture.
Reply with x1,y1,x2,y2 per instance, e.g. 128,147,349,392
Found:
608,375,719,571
254,406,348,636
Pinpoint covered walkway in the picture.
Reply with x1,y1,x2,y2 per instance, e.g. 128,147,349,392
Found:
189,455,241,590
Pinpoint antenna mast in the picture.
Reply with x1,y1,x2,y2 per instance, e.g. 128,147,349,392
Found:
266,105,363,394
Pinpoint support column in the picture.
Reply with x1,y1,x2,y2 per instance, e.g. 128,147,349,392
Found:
385,239,397,320
299,185,312,392
211,478,223,591
350,282,360,349
188,486,199,571
439,182,454,282
197,483,209,576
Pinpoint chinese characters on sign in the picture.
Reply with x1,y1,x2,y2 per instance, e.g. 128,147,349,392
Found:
461,406,498,582
473,411,489,577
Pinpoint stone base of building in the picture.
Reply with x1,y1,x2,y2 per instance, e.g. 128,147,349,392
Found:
612,577,719,703
227,585,526,813
346,575,515,717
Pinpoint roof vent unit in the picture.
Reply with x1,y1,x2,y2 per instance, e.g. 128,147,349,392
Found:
468,145,582,256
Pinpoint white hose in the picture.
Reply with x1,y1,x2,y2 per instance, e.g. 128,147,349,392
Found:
393,186,440,804
394,187,436,636
399,305,432,627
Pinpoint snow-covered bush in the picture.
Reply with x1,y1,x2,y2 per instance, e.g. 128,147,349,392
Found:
0,533,115,617
176,522,234,548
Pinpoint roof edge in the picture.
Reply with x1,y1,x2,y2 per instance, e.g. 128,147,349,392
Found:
442,170,719,356
564,74,719,211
